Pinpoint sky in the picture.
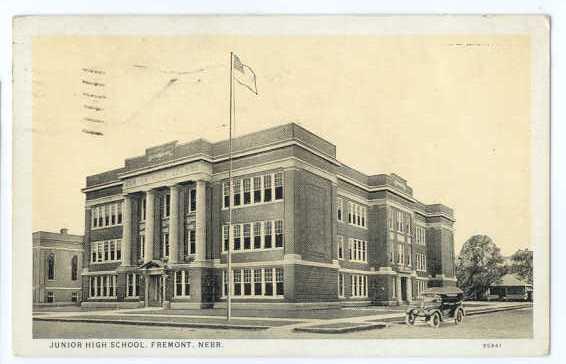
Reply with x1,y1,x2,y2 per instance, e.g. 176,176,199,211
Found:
31,34,531,256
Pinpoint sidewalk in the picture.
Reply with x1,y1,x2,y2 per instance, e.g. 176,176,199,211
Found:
33,301,532,333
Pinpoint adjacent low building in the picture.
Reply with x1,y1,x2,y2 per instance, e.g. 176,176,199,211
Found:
33,229,84,304
488,274,533,301
81,123,456,309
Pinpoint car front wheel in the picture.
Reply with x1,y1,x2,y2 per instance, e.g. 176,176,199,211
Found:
405,312,416,326
428,312,441,328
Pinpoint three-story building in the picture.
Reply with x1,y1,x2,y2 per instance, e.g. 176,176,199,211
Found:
81,123,456,309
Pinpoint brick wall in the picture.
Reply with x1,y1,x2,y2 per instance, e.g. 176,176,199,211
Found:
293,265,338,302
294,169,333,263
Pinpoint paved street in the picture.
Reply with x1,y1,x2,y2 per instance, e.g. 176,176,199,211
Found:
34,306,532,339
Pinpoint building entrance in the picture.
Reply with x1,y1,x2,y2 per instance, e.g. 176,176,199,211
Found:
147,275,162,307
401,277,408,301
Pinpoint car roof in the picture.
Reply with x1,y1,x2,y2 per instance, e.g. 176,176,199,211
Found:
422,287,463,295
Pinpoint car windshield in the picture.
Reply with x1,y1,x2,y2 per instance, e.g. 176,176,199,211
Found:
421,293,440,303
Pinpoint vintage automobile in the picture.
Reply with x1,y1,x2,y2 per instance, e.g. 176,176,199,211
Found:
405,287,465,328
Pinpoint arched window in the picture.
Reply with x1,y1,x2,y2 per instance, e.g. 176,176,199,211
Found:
47,253,55,280
71,255,78,281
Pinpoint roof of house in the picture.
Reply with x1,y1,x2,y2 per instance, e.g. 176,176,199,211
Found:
491,274,531,287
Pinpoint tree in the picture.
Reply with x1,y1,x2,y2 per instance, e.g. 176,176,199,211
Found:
456,234,505,300
509,249,533,285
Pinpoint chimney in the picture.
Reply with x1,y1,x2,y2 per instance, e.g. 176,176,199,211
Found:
60,228,69,235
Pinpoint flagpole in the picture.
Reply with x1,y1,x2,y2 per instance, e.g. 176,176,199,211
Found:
227,51,234,321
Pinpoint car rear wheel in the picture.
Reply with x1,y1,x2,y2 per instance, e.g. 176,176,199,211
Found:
428,312,440,328
454,309,464,325
405,312,416,326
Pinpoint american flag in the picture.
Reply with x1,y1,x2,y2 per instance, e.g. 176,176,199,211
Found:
232,54,257,95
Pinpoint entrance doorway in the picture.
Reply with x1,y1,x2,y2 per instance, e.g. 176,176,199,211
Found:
400,277,408,301
147,275,162,307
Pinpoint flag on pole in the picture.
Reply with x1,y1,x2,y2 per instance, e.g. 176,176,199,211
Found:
232,54,258,95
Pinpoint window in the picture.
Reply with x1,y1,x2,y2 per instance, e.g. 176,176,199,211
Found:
188,229,197,254
243,269,252,295
253,176,262,203
222,271,229,297
111,204,116,225
416,226,426,245
71,291,79,302
351,274,368,297
162,232,169,258
222,225,229,252
46,291,54,303
349,239,368,263
175,270,191,297
162,193,171,218
98,206,103,227
89,275,116,298
243,178,251,205
337,235,344,260
348,202,367,228
116,240,121,260
276,268,284,295
416,253,427,271
91,202,124,228
274,172,284,200
47,253,55,280
91,240,122,263
233,180,242,206
233,225,241,251
223,220,284,252
92,207,98,228
338,273,345,298
71,255,78,281
91,246,96,264
405,213,411,235
223,182,230,208
387,207,393,230
186,229,196,256
117,203,122,224
189,188,196,212
225,268,283,298
337,198,343,222
253,222,262,249
254,269,262,295
109,240,115,260
138,233,145,260
104,205,110,226
127,273,140,297
263,174,272,202
234,270,242,296
264,221,273,248
397,210,403,232
274,220,284,248
397,244,404,265
243,224,251,250
140,198,147,221
223,172,284,209
264,268,273,296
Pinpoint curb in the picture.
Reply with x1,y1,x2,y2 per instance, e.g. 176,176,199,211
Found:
376,304,531,325
465,304,531,316
33,316,270,331
294,322,388,334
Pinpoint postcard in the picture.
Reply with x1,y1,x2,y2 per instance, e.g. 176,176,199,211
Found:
12,15,549,356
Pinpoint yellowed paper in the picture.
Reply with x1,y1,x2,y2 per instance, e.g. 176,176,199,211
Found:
13,15,549,357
